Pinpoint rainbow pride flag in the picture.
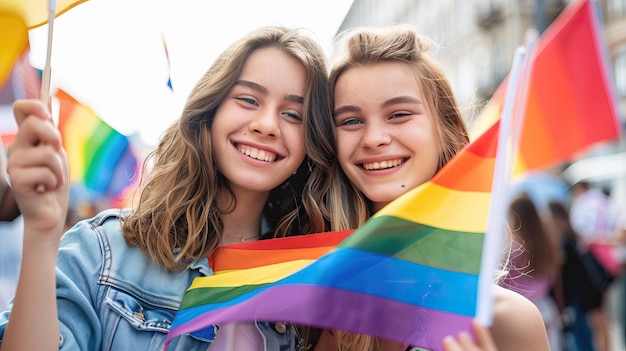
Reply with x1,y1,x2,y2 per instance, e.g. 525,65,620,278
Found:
56,89,138,201
166,122,500,350
166,0,621,349
470,0,621,174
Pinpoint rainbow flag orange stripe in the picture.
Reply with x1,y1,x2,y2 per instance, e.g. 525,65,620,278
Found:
209,230,353,272
56,89,138,200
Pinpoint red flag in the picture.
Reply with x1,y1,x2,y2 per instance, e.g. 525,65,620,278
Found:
473,0,621,174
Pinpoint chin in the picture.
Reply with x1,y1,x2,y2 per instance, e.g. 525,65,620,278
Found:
367,193,401,204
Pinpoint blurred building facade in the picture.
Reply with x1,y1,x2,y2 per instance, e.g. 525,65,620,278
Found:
334,0,626,208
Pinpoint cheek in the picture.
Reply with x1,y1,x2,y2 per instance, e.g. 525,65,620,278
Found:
416,124,442,157
334,132,352,163
286,128,306,161
432,132,444,163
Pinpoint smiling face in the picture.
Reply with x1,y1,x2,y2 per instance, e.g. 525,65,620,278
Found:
211,47,307,197
333,61,442,212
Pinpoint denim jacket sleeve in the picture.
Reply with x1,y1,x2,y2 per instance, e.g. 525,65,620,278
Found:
0,209,215,350
0,209,304,351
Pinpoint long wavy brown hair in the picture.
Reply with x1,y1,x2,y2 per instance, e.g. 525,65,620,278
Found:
325,25,471,350
508,194,563,277
122,26,333,272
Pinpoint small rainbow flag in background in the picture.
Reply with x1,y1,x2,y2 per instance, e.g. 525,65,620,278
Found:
56,89,139,202
166,122,500,350
166,0,621,350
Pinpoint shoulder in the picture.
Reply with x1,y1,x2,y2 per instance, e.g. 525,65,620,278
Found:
59,209,127,260
490,285,550,351
61,208,126,237
55,209,128,284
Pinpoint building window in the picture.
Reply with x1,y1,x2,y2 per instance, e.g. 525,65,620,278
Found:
615,44,626,98
607,0,626,19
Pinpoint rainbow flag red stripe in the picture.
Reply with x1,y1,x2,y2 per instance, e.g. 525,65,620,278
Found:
56,89,138,200
471,0,621,174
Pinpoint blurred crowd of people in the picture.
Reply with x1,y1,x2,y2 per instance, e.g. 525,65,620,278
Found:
504,172,626,351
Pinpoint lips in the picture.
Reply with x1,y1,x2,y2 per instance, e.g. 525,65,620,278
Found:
361,158,406,170
236,144,279,162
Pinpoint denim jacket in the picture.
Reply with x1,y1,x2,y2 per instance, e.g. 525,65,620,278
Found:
0,209,301,350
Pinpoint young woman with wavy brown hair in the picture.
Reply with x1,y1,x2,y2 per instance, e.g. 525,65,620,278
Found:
1,26,336,351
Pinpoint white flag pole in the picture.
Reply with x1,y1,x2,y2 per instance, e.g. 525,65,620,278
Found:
34,0,57,193
40,0,57,108
475,46,527,326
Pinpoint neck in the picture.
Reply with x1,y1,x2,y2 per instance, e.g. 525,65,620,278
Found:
371,201,389,214
222,216,262,245
218,188,268,245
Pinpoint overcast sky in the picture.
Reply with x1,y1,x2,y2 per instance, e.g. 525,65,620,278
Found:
27,0,354,146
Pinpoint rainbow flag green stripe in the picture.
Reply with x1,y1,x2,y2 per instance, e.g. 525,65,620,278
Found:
181,219,482,310
338,215,484,274
181,246,478,313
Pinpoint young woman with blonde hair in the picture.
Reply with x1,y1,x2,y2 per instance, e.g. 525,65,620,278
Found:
316,25,550,351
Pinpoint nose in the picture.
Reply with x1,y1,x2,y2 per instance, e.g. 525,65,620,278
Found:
361,121,391,149
248,107,279,137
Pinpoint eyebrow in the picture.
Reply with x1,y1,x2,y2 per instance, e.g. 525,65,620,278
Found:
382,96,424,107
234,80,303,105
334,96,423,117
333,105,360,117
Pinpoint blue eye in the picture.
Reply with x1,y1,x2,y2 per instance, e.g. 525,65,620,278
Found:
284,112,302,121
237,97,258,106
389,112,411,119
339,118,361,126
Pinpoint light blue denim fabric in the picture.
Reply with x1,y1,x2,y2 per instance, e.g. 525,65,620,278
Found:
0,209,299,350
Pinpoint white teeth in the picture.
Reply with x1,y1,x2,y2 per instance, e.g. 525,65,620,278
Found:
237,145,277,162
362,158,403,170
